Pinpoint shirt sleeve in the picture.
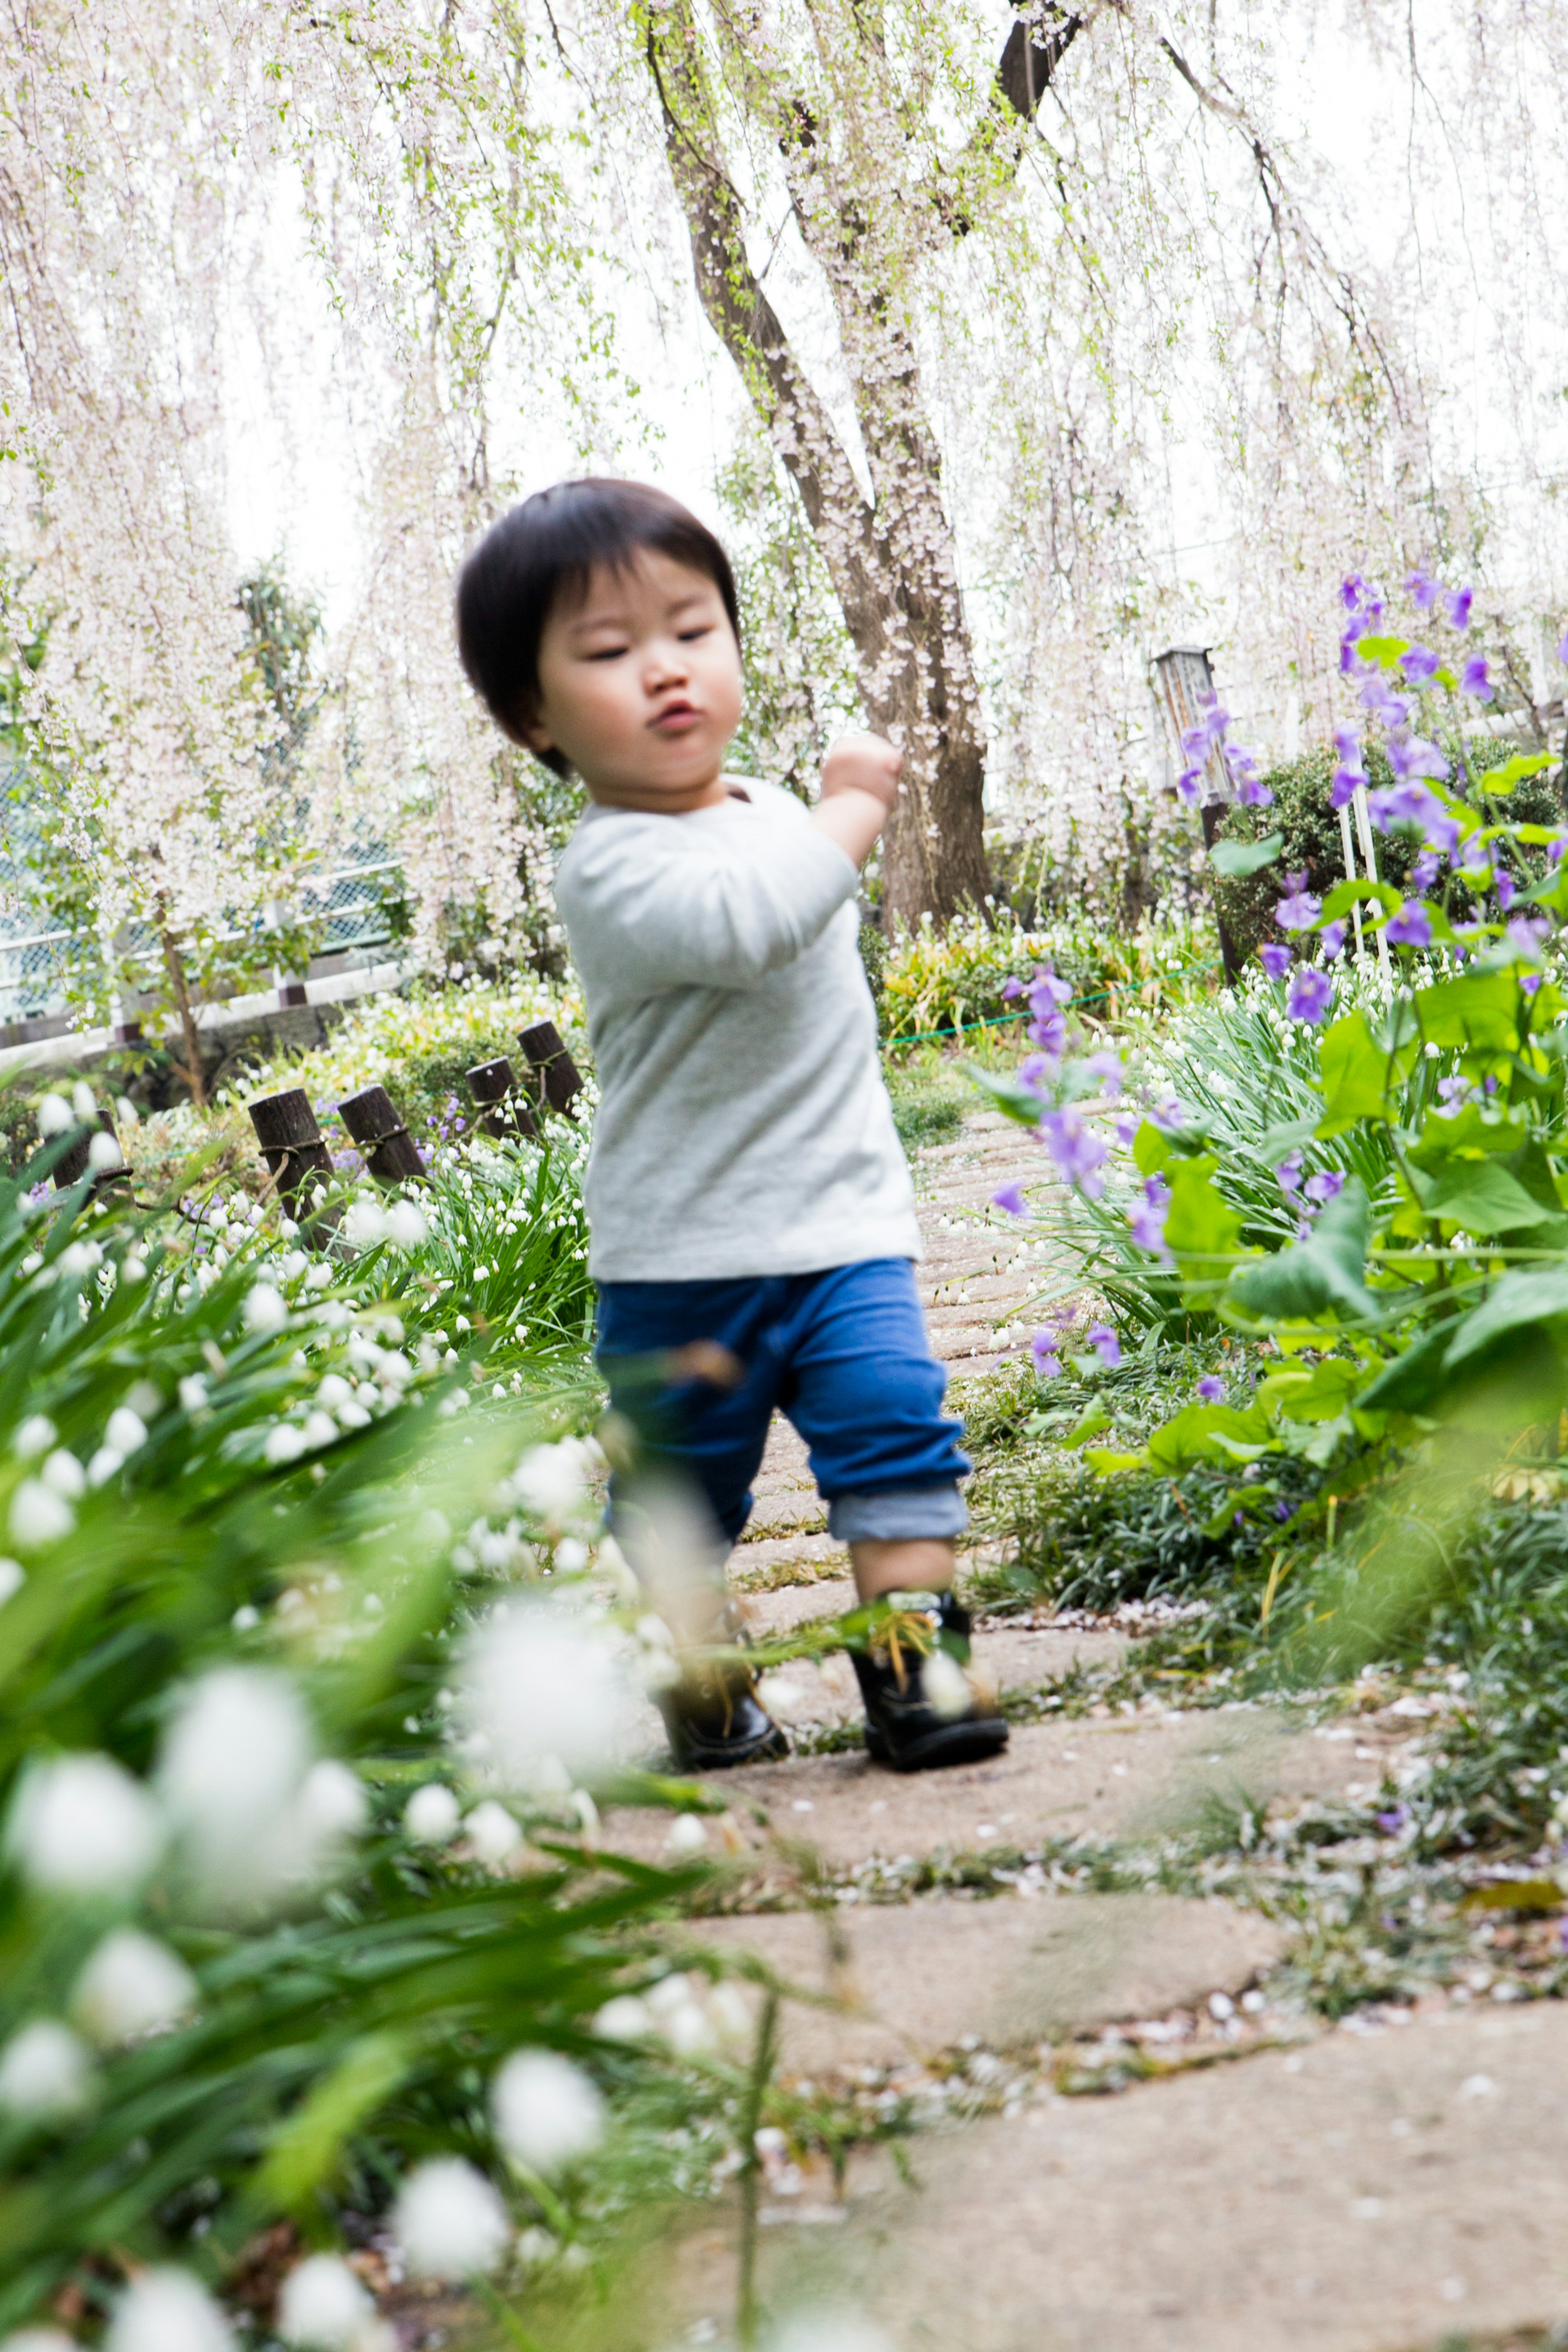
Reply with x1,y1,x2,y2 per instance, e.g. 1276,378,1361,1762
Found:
559,812,861,996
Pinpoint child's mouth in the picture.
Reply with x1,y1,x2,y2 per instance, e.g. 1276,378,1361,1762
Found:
651,701,701,735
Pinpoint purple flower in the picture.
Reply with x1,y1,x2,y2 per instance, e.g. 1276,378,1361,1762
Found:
1275,880,1322,932
1273,1499,1292,1521
1304,1169,1345,1204
1399,643,1439,682
1149,1094,1185,1132
1411,849,1441,891
1368,782,1432,832
1460,655,1493,700
1129,1174,1172,1258
1196,1374,1226,1403
1082,1050,1125,1100
1558,628,1568,668
1087,1322,1122,1369
1029,1010,1068,1056
1114,1117,1138,1147
1235,776,1275,810
1286,967,1334,1023
1375,1805,1410,1835
1386,735,1449,784
1446,587,1473,631
1029,969,1073,1011
1319,920,1347,962
1275,1151,1303,1195
1038,1108,1107,1198
1436,1073,1474,1110
1333,726,1363,766
1385,901,1433,949
991,1183,1028,1216
1000,976,1024,1001
1341,574,1369,612
1506,915,1549,957
1496,871,1516,911
1258,942,1293,981
1018,1054,1054,1092
1031,1327,1062,1378
1404,566,1442,610
1330,768,1361,810
1522,973,1543,998
1550,837,1568,870
1459,831,1491,876
1422,809,1460,859
1176,766,1205,806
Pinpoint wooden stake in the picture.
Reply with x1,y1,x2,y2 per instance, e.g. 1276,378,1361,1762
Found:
336,1085,425,1184
517,1021,584,1119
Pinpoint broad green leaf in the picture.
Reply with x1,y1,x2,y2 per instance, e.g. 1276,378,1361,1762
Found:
1270,1357,1364,1423
1410,1102,1527,1167
1320,877,1401,923
1317,1012,1415,1133
1421,1160,1554,1235
1164,1158,1244,1264
1350,634,1408,668
1227,1181,1376,1322
1442,1266,1568,1368
963,1063,1047,1127
1476,751,1553,796
1146,1402,1272,1472
1356,1317,1463,1414
1084,1446,1148,1476
1061,1399,1112,1448
1259,1115,1323,1162
1209,831,1284,878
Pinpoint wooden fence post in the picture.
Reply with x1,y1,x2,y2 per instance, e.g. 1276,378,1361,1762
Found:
518,1021,584,1119
248,1089,336,1222
336,1085,425,1185
467,1057,539,1143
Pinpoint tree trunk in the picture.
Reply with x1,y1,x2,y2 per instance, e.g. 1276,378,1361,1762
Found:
646,0,1069,925
159,927,207,1108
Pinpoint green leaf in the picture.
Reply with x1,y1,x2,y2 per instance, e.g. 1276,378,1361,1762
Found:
1410,1102,1527,1168
1146,1402,1272,1472
1442,1266,1568,1369
1259,1115,1323,1162
1356,1317,1462,1414
1164,1158,1244,1265
1083,1446,1148,1476
1320,877,1401,923
1209,831,1284,878
1350,634,1408,669
963,1063,1047,1127
1476,751,1553,797
1227,1180,1377,1323
1061,1399,1112,1449
253,2031,411,2210
1421,1159,1555,1236
1317,1012,1416,1134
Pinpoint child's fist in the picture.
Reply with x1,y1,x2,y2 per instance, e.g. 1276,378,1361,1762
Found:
820,731,902,809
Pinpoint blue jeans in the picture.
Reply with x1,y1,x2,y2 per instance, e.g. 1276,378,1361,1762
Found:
594,1258,969,1548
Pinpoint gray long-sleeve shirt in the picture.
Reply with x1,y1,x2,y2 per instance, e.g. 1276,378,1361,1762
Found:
553,778,921,1282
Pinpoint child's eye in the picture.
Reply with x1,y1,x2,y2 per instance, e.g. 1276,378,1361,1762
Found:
583,643,628,662
678,623,715,642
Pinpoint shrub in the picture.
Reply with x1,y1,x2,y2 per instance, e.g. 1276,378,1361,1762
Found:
879,907,1216,1048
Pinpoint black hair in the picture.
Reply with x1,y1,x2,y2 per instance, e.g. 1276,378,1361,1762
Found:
454,477,741,776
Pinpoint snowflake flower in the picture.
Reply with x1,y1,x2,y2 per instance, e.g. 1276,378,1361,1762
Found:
491,2049,606,2174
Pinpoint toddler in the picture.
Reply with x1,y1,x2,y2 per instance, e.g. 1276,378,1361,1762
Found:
456,477,1007,1775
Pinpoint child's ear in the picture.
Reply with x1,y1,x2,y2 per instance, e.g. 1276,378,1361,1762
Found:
512,700,554,758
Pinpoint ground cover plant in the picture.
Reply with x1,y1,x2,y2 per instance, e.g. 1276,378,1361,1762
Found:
876,907,1218,1049
0,1091,779,2348
962,574,1568,1868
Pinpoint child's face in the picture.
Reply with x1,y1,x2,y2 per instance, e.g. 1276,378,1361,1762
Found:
522,550,742,809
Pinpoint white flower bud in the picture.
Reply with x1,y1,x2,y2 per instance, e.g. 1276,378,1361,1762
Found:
277,2253,372,2348
393,2158,511,2279
464,1800,523,1866
105,2267,235,2352
0,2326,78,2350
0,2020,93,2116
87,1446,125,1489
0,1559,23,1606
106,1407,148,1454
766,2315,895,2352
265,1424,307,1465
71,1082,96,1122
6,1753,162,1892
74,1929,196,2043
158,1667,312,1866
664,1813,708,1855
301,1410,337,1451
920,1650,972,1721
457,1604,622,1790
87,1131,123,1172
178,1374,209,1412
296,1761,367,1842
344,1199,388,1248
404,1784,460,1844
36,1092,73,1137
12,1478,77,1548
13,1415,56,1459
592,1995,653,2042
706,1982,753,2047
245,1283,288,1333
315,1374,352,1412
40,1450,85,1500
385,1200,427,1248
491,2049,605,2174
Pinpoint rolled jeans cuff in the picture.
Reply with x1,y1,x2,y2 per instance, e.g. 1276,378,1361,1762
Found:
827,1481,969,1543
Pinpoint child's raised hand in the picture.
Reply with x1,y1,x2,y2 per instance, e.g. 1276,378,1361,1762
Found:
820,732,902,809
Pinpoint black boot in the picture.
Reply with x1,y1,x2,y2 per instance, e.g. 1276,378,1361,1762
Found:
657,1610,789,1771
851,1591,1009,1773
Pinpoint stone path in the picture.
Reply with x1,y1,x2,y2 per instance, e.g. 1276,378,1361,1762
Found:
637,1110,1568,2351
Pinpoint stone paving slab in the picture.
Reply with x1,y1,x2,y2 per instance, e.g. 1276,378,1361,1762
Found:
694,2003,1568,2352
697,1892,1283,2072
606,1708,1410,1865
